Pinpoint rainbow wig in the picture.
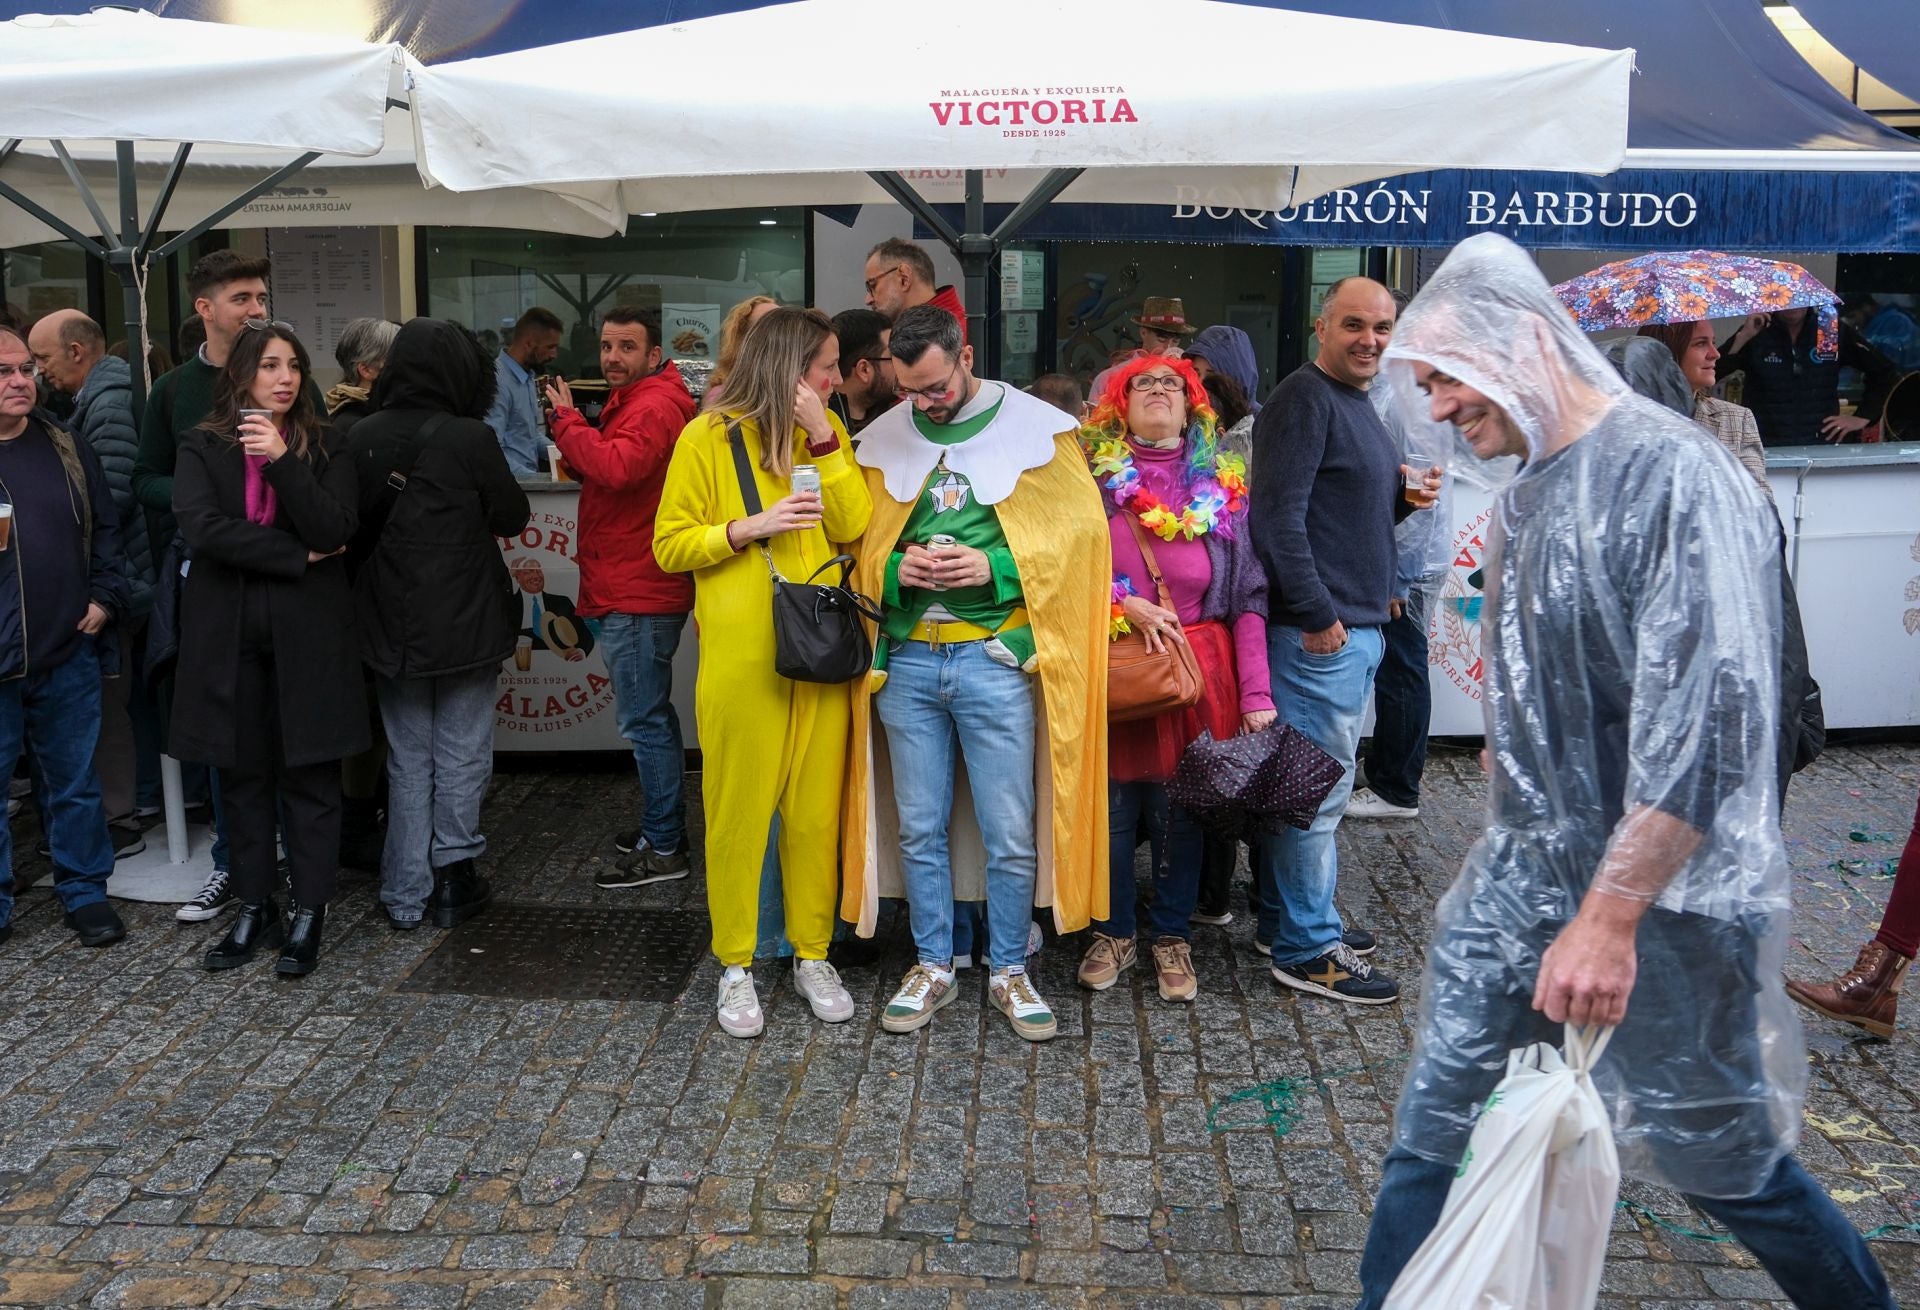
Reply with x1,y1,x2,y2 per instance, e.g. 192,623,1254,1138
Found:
1078,354,1248,540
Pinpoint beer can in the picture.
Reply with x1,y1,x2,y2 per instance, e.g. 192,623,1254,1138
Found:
928,533,957,549
791,465,823,497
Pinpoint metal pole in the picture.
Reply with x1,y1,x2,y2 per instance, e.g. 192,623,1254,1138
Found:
959,170,994,373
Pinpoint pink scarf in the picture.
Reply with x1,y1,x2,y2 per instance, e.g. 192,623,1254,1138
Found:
243,451,279,526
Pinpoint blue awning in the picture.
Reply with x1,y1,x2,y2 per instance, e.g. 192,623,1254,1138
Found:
1792,0,1920,107
924,168,1920,253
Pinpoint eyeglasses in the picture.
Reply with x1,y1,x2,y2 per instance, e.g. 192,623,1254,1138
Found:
853,353,893,368
0,361,38,382
895,359,963,403
239,318,298,335
1128,373,1186,393
863,266,904,296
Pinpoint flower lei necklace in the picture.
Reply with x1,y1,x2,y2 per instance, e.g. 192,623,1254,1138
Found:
1083,423,1248,542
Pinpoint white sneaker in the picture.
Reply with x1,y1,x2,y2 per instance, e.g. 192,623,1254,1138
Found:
794,958,854,1023
989,969,1058,1042
716,967,764,1038
175,867,234,922
1345,787,1419,820
882,964,958,1033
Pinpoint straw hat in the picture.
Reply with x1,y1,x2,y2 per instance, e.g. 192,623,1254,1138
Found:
1131,296,1198,337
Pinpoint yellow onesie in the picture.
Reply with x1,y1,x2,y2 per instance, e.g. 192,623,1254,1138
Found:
654,410,873,966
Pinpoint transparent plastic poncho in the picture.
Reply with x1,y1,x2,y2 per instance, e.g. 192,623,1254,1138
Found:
1379,234,1802,1200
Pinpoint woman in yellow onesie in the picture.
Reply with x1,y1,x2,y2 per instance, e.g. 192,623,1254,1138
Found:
655,307,872,1039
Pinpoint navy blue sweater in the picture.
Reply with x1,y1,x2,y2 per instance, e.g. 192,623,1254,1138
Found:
1249,362,1407,632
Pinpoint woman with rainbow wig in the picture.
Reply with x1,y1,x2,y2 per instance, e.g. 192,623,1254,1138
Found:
1076,355,1275,1002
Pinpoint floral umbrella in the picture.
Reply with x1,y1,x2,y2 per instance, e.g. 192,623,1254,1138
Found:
1552,250,1841,359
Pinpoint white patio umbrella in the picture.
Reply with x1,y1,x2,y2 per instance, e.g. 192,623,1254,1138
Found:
0,9,593,888
412,0,1635,344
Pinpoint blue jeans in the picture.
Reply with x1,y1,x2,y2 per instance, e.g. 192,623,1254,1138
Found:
0,641,114,925
376,667,499,919
1254,623,1384,965
875,640,1037,971
1355,1146,1893,1310
1100,781,1203,941
1360,589,1430,809
599,612,687,853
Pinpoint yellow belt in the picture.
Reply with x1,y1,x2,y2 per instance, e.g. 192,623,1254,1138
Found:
909,606,1028,648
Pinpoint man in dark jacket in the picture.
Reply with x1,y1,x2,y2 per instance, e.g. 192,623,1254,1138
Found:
1717,307,1899,446
0,327,131,948
28,309,158,852
350,320,531,931
545,307,697,888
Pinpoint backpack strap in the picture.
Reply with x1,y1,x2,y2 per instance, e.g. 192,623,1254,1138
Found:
361,411,453,539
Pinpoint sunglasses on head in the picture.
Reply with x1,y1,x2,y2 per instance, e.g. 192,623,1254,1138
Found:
240,318,298,335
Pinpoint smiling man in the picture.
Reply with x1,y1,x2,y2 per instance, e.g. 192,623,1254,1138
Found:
1247,276,1437,1006
545,307,697,889
1352,232,1893,1310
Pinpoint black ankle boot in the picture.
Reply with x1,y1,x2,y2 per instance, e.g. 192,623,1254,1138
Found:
427,858,492,929
276,904,326,977
204,900,284,971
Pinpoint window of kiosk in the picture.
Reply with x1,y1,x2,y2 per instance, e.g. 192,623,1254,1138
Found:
1053,241,1290,399
419,210,806,385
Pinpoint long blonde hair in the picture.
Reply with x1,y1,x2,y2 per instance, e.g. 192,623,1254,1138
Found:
707,295,777,401
718,307,833,478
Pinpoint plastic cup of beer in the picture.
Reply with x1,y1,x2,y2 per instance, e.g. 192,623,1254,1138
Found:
0,500,12,552
514,636,533,670
549,443,571,482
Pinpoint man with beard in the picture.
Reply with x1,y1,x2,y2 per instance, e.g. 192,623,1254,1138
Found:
545,308,697,889
840,306,1109,1042
827,309,896,440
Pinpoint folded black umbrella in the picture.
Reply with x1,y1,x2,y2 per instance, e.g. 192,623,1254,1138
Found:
1166,725,1345,838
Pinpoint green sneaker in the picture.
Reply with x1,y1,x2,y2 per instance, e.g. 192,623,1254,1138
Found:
989,969,1057,1042
882,964,957,1033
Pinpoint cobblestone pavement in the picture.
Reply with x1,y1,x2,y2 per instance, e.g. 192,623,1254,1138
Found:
0,742,1917,1309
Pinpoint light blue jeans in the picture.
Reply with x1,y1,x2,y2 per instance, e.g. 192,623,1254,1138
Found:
875,640,1037,971
598,612,687,854
375,667,500,920
1255,623,1384,965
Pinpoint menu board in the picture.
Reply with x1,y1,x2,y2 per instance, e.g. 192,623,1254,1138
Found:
264,227,385,371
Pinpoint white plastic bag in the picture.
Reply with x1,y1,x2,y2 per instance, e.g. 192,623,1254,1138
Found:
1384,1025,1620,1310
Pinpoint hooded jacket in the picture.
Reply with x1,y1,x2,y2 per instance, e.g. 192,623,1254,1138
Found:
549,359,697,616
70,353,155,619
1184,326,1263,413
348,319,532,679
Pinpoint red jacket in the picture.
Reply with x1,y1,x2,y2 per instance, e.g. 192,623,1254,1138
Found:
929,284,969,346
549,361,698,616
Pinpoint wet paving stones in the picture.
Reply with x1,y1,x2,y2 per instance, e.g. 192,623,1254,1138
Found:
0,745,1916,1305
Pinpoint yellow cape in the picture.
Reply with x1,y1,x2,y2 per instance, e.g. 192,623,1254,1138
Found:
841,430,1111,934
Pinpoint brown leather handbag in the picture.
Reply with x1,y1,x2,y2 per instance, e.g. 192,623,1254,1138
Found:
1107,513,1205,723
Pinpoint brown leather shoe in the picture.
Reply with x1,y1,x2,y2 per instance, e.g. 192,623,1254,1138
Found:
1152,936,1197,1003
1785,941,1909,1039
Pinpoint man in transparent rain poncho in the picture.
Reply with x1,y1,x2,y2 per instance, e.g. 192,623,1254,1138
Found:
1353,235,1893,1310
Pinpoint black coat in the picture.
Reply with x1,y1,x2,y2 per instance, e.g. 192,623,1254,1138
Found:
1717,318,1898,447
168,427,370,770
348,319,532,679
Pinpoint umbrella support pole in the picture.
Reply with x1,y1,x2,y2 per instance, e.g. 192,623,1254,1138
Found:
868,166,1082,376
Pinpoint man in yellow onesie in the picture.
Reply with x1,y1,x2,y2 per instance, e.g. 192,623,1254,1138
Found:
842,305,1111,1042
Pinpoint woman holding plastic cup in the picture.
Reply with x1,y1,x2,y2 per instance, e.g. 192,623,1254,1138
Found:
171,321,367,977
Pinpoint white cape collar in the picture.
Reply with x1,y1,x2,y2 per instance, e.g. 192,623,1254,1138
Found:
856,382,1070,505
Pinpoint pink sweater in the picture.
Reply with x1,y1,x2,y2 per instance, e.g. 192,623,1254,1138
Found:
1108,441,1274,716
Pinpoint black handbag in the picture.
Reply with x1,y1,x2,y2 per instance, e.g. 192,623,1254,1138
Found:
727,424,880,684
